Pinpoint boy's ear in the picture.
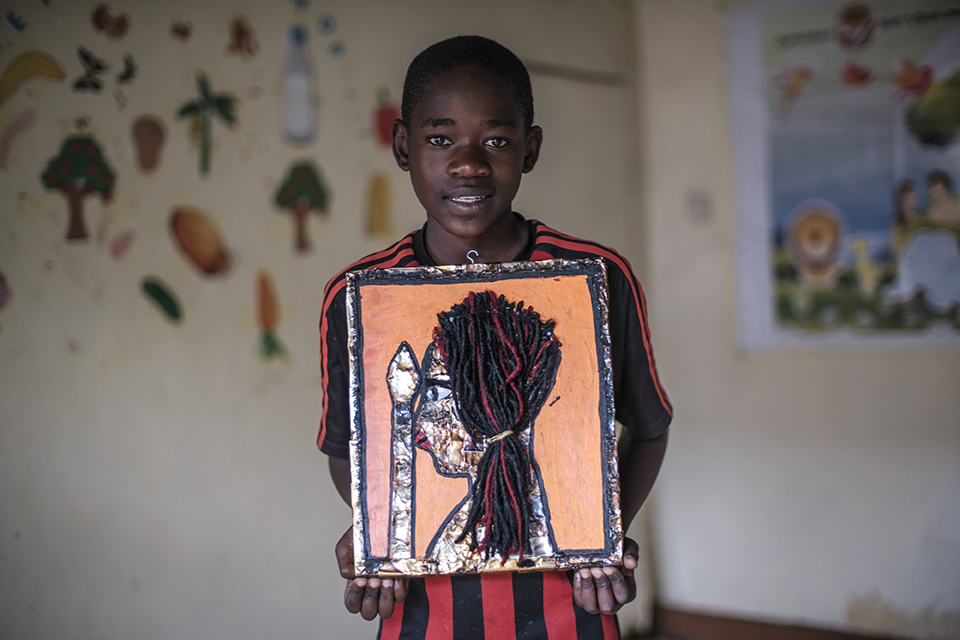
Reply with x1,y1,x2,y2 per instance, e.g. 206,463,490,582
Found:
392,119,410,172
522,125,543,174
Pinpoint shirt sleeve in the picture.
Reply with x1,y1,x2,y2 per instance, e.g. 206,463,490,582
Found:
605,261,673,440
318,284,350,458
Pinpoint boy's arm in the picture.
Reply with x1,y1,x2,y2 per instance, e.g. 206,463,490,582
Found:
573,427,668,615
619,427,668,529
329,456,409,620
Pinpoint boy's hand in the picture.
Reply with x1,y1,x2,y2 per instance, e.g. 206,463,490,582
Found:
572,537,639,615
335,526,409,620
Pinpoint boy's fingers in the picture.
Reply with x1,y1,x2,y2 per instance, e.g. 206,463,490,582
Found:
590,567,616,614
344,579,366,614
394,577,409,603
335,527,356,579
360,578,382,621
574,569,599,614
623,537,640,571
378,579,396,619
603,566,634,605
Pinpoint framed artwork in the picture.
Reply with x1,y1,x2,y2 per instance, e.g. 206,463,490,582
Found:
345,258,621,576
728,0,960,350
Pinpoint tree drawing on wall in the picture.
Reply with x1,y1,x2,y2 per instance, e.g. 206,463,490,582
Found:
274,160,329,253
40,134,115,241
176,72,237,176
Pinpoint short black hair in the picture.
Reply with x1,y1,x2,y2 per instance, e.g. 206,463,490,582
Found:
927,169,953,193
401,35,534,131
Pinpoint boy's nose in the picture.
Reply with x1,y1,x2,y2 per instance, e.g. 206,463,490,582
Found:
448,145,490,178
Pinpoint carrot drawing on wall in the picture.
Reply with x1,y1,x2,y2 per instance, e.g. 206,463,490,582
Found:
41,134,115,241
274,160,329,253
256,270,287,360
176,72,238,176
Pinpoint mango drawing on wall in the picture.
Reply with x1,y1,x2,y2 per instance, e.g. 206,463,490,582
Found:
41,134,115,241
274,160,329,253
176,72,238,176
256,270,287,360
170,206,231,276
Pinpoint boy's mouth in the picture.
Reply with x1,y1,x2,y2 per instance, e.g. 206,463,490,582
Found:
445,195,490,204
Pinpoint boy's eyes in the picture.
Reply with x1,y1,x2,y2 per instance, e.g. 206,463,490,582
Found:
423,135,511,148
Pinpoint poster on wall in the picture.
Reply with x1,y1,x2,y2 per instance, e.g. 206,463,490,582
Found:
728,0,960,350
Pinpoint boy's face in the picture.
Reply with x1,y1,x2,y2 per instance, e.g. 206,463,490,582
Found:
392,66,542,246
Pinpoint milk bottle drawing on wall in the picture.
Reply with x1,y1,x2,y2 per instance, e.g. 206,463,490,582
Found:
283,25,316,143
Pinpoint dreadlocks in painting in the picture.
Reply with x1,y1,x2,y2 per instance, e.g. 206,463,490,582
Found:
407,291,562,564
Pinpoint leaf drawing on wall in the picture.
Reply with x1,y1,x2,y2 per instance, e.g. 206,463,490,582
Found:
176,72,238,176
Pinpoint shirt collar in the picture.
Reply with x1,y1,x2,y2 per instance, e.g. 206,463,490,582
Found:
412,212,535,266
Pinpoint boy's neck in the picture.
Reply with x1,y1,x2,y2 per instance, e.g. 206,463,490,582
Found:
424,213,528,266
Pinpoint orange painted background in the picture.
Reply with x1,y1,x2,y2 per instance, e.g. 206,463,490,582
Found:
357,274,606,559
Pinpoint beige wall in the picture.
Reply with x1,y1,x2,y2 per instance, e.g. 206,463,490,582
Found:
635,2,960,639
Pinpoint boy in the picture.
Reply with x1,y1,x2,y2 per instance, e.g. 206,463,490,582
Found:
318,36,671,639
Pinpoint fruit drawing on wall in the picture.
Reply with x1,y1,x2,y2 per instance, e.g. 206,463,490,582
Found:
274,160,329,253
373,87,400,148
131,115,165,172
176,73,238,176
0,52,64,106
41,134,115,241
366,172,392,237
256,270,287,360
170,207,231,276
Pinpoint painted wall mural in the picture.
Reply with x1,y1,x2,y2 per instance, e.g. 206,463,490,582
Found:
170,207,232,276
141,276,182,323
365,172,391,237
372,87,399,148
0,1,378,368
131,115,165,172
274,160,329,253
0,109,36,170
0,51,64,105
41,133,115,241
176,72,238,176
729,0,960,349
282,25,317,144
256,270,287,359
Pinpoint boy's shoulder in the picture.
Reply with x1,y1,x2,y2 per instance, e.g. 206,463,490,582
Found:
527,219,640,283
321,230,420,305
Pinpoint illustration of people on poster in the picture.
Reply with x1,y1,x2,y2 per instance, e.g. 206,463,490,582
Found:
730,1,960,349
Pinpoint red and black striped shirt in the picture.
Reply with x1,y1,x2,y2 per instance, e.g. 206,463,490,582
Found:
318,216,672,639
